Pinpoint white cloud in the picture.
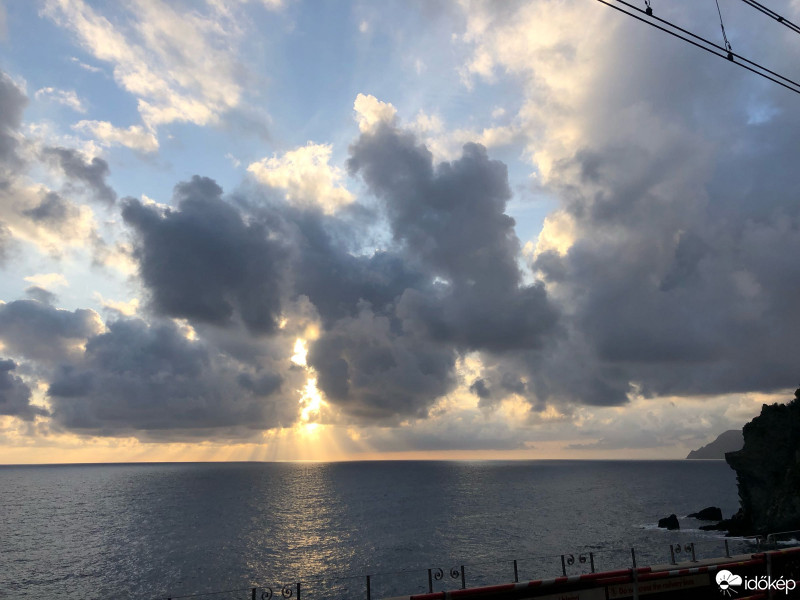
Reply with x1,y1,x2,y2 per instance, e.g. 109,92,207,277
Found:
0,181,96,256
34,87,86,113
69,56,103,74
418,122,523,163
225,152,241,168
248,142,354,214
24,273,69,289
43,0,250,134
93,292,139,316
530,210,576,260
73,120,158,153
353,93,397,133
458,0,615,180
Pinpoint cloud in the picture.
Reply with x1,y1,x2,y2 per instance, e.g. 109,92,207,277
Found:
23,273,68,290
0,223,11,266
247,142,354,214
73,120,158,153
348,123,559,353
0,299,103,363
0,70,27,171
0,359,47,421
43,0,251,132
92,293,139,317
25,286,58,305
69,56,103,74
353,93,397,133
457,0,800,407
42,146,117,204
47,318,293,439
121,176,286,334
309,303,457,422
34,87,86,113
0,69,100,256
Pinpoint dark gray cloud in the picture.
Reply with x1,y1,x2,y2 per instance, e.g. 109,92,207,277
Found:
287,207,427,326
0,299,101,362
300,127,561,421
22,191,74,225
24,286,57,305
526,56,800,407
47,318,292,438
0,359,47,421
122,176,286,334
348,126,559,353
115,138,560,427
42,146,117,205
308,304,457,422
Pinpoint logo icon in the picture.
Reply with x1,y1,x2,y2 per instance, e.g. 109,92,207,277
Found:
716,570,742,596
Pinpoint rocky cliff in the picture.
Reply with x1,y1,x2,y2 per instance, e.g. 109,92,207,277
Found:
724,388,800,535
687,429,743,459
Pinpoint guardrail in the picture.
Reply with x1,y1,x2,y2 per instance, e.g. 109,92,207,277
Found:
156,535,800,600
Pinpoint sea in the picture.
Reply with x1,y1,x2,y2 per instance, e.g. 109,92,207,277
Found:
0,460,751,600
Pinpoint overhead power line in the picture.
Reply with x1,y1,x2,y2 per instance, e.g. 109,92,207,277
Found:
737,0,800,36
594,0,800,96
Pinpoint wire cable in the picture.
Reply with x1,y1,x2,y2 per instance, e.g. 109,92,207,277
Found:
714,0,735,59
737,0,800,36
613,0,799,89
595,0,800,96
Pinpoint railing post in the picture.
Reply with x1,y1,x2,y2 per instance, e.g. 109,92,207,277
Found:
513,559,519,583
631,547,637,569
561,554,567,576
366,574,371,600
725,539,731,558
690,543,696,562
460,565,465,589
670,544,676,565
297,582,301,600
589,552,595,573
252,588,257,600
428,568,433,593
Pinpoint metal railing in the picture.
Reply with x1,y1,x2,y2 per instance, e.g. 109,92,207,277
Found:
156,536,798,600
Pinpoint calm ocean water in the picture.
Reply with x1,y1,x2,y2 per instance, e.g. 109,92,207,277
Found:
1,460,748,599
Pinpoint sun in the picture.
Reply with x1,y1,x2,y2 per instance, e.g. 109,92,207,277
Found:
290,337,328,438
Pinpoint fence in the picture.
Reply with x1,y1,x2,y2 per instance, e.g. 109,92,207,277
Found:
157,535,799,600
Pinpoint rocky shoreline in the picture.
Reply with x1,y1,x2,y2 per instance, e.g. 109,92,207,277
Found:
717,387,800,536
665,388,800,537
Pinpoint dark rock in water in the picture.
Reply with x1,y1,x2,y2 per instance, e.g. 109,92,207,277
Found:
688,506,723,521
724,388,800,536
686,430,743,459
658,514,680,530
699,509,750,536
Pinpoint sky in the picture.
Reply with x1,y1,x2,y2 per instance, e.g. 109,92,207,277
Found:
0,0,798,463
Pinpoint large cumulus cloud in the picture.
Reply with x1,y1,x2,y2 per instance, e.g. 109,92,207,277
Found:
122,176,286,335
348,127,559,352
461,0,800,409
110,122,560,429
